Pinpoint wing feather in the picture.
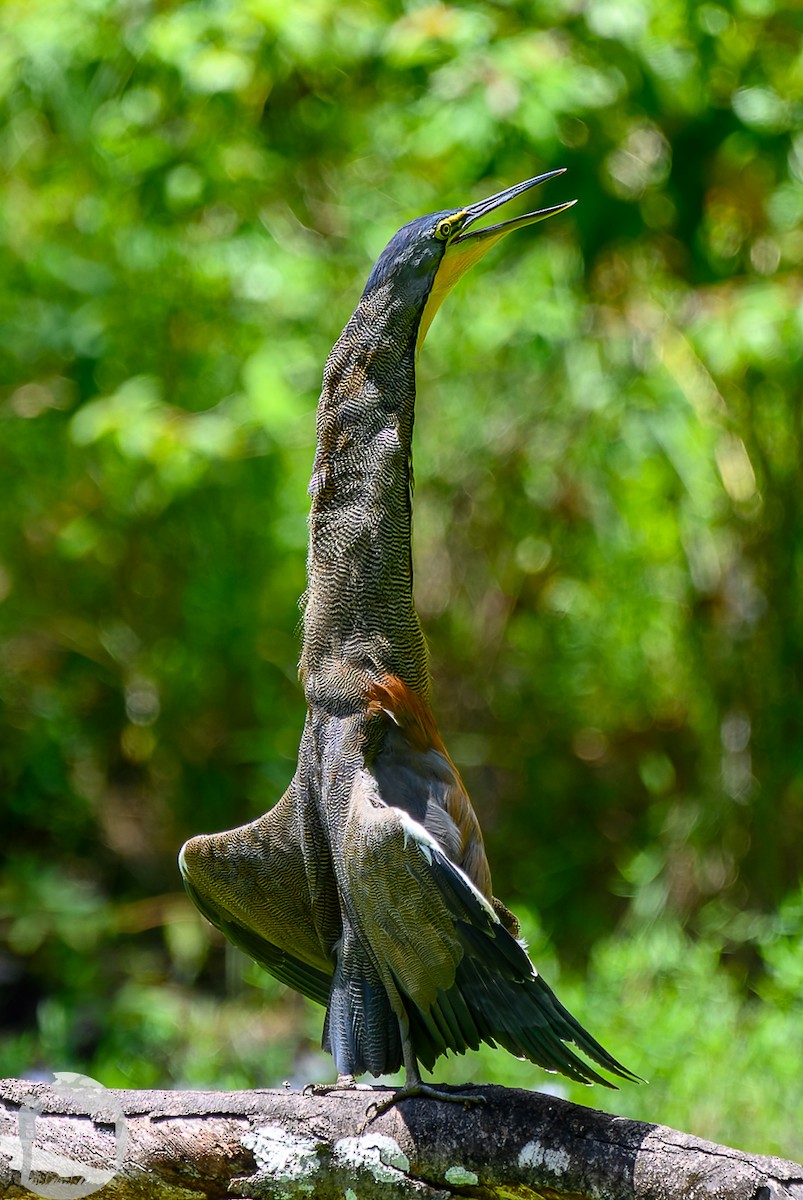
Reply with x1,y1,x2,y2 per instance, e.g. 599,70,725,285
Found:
179,781,335,1009
344,766,638,1085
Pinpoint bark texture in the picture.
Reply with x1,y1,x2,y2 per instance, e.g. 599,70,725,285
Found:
1,1079,801,1200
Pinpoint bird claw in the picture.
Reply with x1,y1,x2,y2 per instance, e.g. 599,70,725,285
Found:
363,1082,487,1124
303,1074,367,1098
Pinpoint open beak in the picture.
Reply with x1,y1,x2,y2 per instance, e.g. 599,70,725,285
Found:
417,170,576,349
453,169,575,244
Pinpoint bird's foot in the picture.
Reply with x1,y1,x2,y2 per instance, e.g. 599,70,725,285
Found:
364,1081,486,1122
303,1073,373,1098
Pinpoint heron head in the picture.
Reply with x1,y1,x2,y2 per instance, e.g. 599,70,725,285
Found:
362,170,576,350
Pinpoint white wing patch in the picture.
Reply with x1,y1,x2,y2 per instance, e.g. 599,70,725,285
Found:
399,810,436,863
398,812,499,924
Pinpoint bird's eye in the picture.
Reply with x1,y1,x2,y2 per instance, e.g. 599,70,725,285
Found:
434,218,454,241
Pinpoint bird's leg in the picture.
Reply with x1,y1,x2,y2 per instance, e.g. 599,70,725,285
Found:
363,1033,486,1121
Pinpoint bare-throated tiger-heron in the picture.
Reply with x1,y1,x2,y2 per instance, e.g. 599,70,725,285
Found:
179,171,639,1105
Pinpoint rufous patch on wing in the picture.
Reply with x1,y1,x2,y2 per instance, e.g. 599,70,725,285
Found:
366,674,446,755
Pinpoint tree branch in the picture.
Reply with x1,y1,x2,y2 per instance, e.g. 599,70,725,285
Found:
1,1079,801,1200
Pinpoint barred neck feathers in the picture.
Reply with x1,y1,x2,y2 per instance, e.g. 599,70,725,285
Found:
301,279,432,714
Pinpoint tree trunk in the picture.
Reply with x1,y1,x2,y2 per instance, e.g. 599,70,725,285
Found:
1,1078,801,1200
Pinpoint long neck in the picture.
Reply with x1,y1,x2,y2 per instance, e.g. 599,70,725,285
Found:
300,281,429,713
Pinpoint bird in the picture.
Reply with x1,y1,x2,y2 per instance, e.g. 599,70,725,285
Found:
179,171,638,1106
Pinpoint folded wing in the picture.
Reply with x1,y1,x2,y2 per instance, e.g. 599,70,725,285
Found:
337,700,638,1085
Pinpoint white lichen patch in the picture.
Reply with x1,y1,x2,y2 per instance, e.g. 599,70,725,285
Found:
243,1125,320,1182
334,1133,410,1184
519,1139,571,1175
445,1165,479,1185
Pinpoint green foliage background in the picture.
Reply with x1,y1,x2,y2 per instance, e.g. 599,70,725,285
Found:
2,0,802,1160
